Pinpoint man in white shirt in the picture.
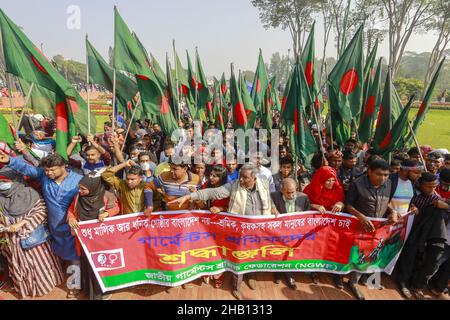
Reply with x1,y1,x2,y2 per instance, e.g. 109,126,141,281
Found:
253,152,275,192
389,159,422,215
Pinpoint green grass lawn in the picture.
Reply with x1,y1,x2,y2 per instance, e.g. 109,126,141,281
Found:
409,109,450,149
4,109,450,149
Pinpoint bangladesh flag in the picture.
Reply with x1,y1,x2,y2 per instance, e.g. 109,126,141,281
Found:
360,40,379,128
186,50,204,121
262,76,280,132
251,49,269,117
220,72,228,96
86,37,140,120
132,31,166,89
374,96,415,156
18,78,55,118
212,82,225,132
328,25,364,145
269,76,281,112
114,7,167,118
0,112,15,147
373,68,395,152
411,57,445,135
363,39,378,83
165,55,179,120
281,61,312,123
284,63,318,165
195,49,213,122
0,9,95,137
301,22,323,118
230,66,248,130
149,53,167,88
358,58,383,143
239,71,257,129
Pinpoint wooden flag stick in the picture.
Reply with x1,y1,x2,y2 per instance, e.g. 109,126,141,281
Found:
15,82,35,137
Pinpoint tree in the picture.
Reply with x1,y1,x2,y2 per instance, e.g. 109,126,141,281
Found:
267,52,291,87
52,55,86,84
380,0,434,78
242,70,256,82
251,0,321,57
318,0,334,87
349,0,388,56
327,0,355,57
422,0,450,95
393,77,424,100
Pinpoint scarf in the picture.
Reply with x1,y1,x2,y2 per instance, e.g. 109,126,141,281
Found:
303,166,345,210
229,178,271,216
77,177,106,221
0,181,40,218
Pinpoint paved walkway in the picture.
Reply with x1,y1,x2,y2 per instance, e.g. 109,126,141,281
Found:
0,272,448,300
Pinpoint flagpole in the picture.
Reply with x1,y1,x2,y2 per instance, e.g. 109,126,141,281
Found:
194,47,199,116
407,120,427,172
112,68,117,133
323,61,334,152
121,94,141,153
173,40,181,122
15,82,35,137
6,74,18,131
86,34,91,136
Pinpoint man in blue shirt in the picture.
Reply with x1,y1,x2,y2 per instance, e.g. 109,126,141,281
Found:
0,151,81,264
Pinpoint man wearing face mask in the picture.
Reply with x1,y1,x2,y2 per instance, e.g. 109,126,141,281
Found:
101,160,153,215
138,152,156,183
0,151,82,297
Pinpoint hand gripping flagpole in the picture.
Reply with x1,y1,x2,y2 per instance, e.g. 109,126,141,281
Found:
15,82,35,137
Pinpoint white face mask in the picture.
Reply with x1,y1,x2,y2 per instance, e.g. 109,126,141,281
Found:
0,182,13,191
140,163,151,171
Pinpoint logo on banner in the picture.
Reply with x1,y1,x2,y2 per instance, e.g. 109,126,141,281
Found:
91,249,125,271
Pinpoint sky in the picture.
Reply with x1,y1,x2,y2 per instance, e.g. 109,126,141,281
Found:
0,0,440,77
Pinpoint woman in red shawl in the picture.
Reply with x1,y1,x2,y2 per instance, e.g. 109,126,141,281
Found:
304,166,345,214
303,166,346,289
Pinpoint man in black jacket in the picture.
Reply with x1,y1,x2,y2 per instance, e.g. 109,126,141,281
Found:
271,178,310,289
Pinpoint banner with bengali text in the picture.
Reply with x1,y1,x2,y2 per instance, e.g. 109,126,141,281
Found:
75,210,414,293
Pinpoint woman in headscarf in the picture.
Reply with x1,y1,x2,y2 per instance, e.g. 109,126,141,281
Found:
67,176,120,300
303,166,345,214
0,168,64,299
303,165,346,289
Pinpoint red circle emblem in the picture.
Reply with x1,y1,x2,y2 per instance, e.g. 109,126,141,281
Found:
55,102,68,133
340,69,359,95
305,61,313,86
234,102,247,126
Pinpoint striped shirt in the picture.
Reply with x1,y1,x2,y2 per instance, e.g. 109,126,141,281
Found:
411,192,440,210
146,171,200,210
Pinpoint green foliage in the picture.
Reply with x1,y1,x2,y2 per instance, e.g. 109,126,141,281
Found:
52,54,86,84
394,77,424,100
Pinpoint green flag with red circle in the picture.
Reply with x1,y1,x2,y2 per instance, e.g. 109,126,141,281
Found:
358,58,383,143
328,25,364,145
0,9,95,140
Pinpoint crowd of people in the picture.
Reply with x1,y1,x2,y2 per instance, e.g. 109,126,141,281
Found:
0,113,449,301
